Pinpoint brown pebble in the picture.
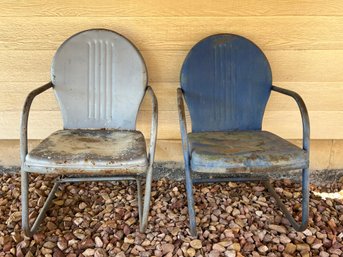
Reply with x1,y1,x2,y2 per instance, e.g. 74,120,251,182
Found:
268,224,287,234
213,243,226,252
187,248,196,257
296,243,310,252
161,243,174,254
94,236,103,248
284,243,296,254
33,233,45,243
258,245,268,253
57,238,68,251
228,243,241,252
53,248,65,257
79,202,87,210
209,250,220,257
82,249,95,256
47,221,57,231
190,239,202,249
79,238,94,249
94,248,107,257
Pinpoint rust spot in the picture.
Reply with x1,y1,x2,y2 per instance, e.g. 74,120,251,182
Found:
213,36,233,46
77,137,101,143
41,167,146,176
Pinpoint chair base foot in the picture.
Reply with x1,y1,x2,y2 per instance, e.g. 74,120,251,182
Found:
21,173,150,237
263,168,310,232
139,165,153,233
22,172,60,237
186,168,310,234
185,169,197,237
263,180,309,231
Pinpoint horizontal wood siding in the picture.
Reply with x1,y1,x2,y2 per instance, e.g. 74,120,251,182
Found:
1,1,343,17
0,1,342,169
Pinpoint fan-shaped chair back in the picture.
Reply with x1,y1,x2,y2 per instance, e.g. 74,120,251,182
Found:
52,29,147,130
180,34,272,132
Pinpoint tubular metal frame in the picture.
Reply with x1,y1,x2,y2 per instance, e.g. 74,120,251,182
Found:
177,87,310,237
20,83,158,237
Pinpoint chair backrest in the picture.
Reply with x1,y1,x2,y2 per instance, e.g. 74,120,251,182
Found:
51,29,147,130
180,34,272,132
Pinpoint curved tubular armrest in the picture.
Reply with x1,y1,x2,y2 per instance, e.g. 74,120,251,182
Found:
139,86,158,233
20,82,53,163
272,85,310,155
177,88,190,164
145,86,158,166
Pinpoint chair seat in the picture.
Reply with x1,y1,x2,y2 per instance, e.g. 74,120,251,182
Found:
24,129,148,175
189,131,308,173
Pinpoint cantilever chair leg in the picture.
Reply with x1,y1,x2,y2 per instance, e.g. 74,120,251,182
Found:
263,168,310,231
140,165,153,232
21,171,60,237
22,173,148,237
136,178,143,225
185,163,197,237
21,171,29,236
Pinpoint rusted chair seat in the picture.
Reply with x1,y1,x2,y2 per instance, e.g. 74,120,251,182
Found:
25,130,148,174
189,131,307,173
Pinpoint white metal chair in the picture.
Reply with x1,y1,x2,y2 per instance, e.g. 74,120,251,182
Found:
20,29,158,237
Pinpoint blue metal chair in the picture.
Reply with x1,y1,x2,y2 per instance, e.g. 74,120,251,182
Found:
177,34,310,236
20,29,158,237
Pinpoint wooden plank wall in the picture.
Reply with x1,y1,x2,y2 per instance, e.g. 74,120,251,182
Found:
0,0,342,169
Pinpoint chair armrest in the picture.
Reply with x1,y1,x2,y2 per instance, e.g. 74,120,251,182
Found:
271,85,310,155
177,88,191,163
20,82,53,163
145,86,158,166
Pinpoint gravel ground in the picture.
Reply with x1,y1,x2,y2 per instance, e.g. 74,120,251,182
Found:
0,173,342,257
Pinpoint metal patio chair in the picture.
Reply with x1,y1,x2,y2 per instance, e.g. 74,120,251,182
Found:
177,34,310,236
20,29,158,237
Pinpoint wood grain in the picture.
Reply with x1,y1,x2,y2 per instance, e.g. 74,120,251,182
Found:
1,17,343,50
2,50,343,83
1,1,343,17
330,140,343,169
